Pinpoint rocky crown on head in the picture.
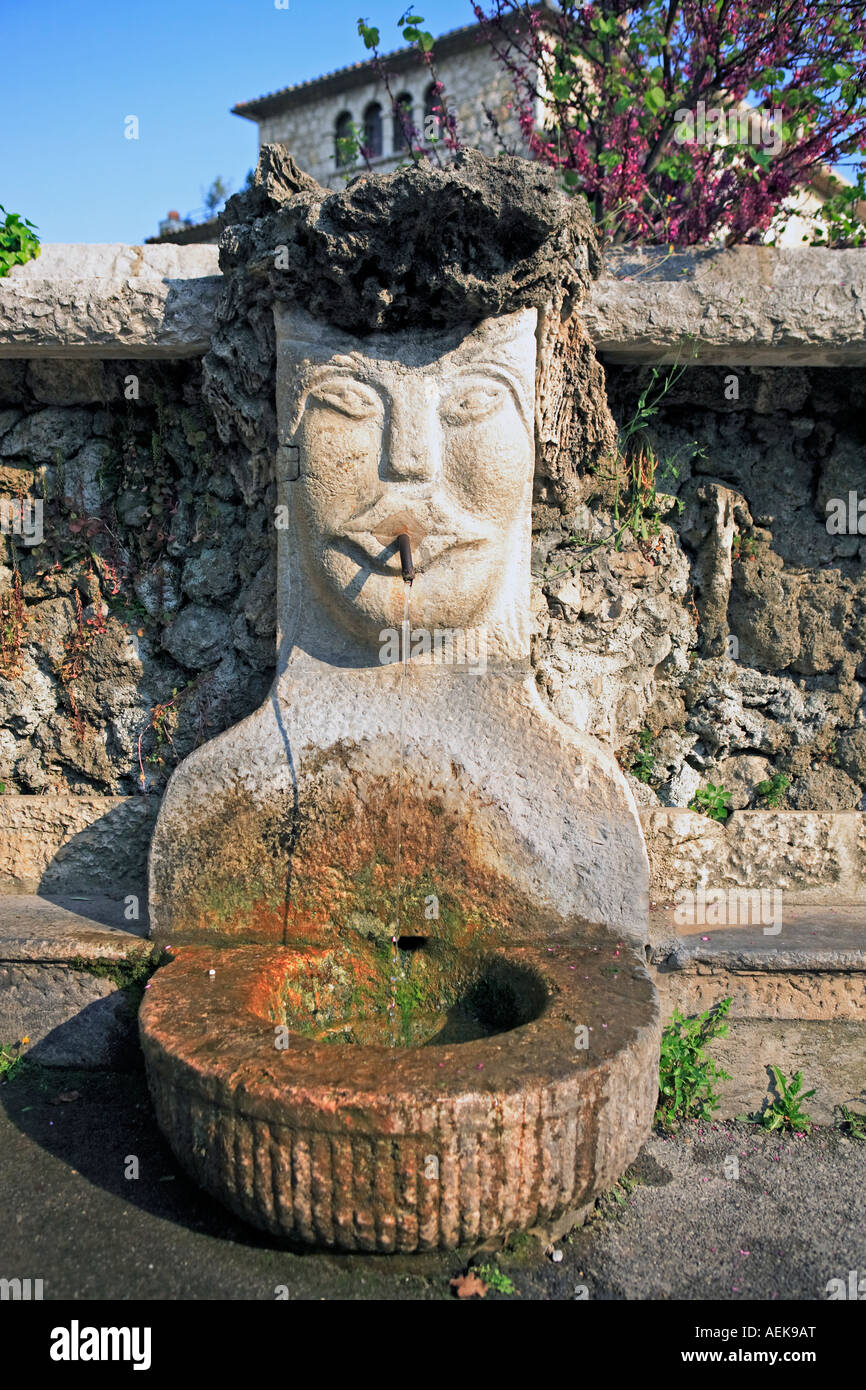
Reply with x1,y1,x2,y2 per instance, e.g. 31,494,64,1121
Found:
216,144,601,335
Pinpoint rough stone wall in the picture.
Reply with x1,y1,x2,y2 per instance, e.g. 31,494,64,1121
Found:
0,358,272,795
4,359,862,812
532,364,866,813
257,43,528,189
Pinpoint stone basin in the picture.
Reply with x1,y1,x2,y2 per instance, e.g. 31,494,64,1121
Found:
140,930,659,1251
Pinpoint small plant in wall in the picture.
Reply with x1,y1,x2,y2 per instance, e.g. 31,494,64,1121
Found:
741,1066,816,1133
0,569,29,678
656,997,732,1130
630,727,656,784
0,205,40,277
689,783,732,822
546,359,701,578
731,532,758,563
756,773,791,808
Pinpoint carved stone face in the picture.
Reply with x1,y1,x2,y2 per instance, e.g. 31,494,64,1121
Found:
275,307,537,649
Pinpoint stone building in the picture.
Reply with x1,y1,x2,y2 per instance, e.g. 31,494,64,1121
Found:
232,19,539,189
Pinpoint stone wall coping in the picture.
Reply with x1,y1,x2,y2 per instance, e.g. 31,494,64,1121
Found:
590,246,866,366
1,244,864,364
0,244,221,359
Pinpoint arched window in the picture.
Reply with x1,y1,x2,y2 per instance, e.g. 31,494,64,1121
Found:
393,92,413,152
335,110,354,167
363,102,383,159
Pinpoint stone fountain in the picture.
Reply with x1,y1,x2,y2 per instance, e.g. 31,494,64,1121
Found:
139,148,660,1252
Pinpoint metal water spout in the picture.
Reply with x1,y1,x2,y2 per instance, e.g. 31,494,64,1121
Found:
396,533,415,584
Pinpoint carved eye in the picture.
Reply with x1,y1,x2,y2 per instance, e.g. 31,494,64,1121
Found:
308,381,381,420
440,381,507,426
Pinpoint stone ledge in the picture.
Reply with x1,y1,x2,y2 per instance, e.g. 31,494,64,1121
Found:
650,903,866,971
2,245,864,364
0,894,149,961
0,244,221,359
0,894,150,1067
589,246,866,365
707,1020,866,1123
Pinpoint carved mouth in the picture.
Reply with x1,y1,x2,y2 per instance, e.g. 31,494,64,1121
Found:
340,505,488,575
338,531,485,575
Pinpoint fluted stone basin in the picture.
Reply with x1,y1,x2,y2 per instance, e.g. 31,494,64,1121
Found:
140,930,658,1251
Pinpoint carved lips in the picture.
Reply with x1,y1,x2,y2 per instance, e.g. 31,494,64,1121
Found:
341,501,489,576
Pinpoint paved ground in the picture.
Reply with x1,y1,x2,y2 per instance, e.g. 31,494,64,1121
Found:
1,1062,863,1301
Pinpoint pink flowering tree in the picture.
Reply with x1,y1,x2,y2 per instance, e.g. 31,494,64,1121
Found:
472,1,866,245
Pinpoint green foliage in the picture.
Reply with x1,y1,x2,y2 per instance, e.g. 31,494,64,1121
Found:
398,8,435,51
690,783,732,822
732,532,758,562
756,773,791,808
630,727,656,783
656,998,732,1129
547,359,701,578
70,947,171,1012
334,118,364,174
357,17,380,48
749,1066,816,1132
475,1264,517,1295
0,1040,27,1080
808,171,866,248
0,205,40,278
836,1104,866,1141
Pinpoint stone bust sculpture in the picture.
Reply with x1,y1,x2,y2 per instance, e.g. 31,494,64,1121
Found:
149,147,650,949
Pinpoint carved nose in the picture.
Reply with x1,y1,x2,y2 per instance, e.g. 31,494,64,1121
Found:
386,400,437,482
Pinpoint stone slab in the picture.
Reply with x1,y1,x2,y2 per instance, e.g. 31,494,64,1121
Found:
0,895,149,1066
650,903,866,970
0,894,149,960
0,244,221,358
0,961,139,1066
2,244,865,365
588,246,866,365
650,902,866,1024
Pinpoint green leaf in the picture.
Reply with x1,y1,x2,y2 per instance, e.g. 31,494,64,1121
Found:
644,86,666,115
357,19,379,49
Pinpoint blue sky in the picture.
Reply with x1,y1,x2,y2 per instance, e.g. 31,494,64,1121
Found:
5,0,475,244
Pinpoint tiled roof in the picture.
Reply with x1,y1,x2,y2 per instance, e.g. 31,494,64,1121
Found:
232,8,557,120
233,21,482,120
